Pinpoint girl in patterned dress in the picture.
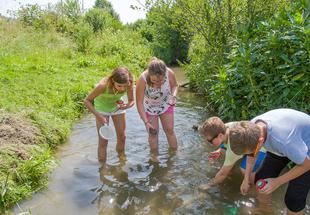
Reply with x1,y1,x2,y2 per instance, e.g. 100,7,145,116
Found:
136,58,178,154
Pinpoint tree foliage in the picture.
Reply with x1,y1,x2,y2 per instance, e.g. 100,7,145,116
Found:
94,0,120,21
84,8,122,33
136,0,189,64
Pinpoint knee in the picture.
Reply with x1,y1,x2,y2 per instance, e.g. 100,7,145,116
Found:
284,190,306,212
164,128,175,136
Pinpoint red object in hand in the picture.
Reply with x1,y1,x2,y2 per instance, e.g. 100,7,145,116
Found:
256,179,268,190
208,151,221,160
116,100,124,105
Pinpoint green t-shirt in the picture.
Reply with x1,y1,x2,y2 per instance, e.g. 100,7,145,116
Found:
94,90,125,113
222,122,266,166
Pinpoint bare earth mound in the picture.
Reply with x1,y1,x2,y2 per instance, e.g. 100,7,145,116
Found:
0,112,43,160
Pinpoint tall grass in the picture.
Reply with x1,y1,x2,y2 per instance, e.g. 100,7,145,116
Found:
0,17,152,210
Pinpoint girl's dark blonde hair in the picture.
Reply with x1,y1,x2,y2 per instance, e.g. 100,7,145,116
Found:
146,57,167,86
106,67,133,92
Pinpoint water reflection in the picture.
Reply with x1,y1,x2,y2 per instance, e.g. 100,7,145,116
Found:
13,71,309,215
94,150,183,215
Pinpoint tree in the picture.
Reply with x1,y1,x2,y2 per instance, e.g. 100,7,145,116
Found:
94,0,120,21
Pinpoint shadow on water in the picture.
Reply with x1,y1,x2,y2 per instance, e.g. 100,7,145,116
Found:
13,68,309,215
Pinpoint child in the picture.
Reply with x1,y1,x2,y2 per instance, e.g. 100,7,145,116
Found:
136,57,178,153
84,67,134,163
198,117,266,191
229,109,310,215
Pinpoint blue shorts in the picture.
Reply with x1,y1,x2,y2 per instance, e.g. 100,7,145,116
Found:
240,151,266,172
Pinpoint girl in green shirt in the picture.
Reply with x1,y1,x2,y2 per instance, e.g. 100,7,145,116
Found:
84,67,134,163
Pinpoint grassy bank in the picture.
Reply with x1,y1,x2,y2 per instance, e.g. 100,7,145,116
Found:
0,17,152,211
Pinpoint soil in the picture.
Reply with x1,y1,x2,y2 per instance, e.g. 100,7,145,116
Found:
0,112,42,160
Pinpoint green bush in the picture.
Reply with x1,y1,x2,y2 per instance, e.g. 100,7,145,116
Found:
216,1,310,119
95,29,152,75
17,4,46,29
84,8,122,33
73,22,93,52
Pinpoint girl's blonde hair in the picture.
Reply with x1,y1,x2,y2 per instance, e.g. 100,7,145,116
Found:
106,67,133,92
146,57,167,86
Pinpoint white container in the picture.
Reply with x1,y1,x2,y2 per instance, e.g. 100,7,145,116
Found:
99,125,115,140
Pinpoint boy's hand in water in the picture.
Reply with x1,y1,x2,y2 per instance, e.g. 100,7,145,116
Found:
240,178,250,195
208,150,221,163
198,183,212,191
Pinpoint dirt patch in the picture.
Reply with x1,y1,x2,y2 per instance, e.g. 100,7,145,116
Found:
0,112,43,160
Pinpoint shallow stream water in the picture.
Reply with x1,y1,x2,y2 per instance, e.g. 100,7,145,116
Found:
14,68,309,215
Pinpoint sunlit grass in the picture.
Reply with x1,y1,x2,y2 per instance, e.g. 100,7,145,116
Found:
0,17,152,211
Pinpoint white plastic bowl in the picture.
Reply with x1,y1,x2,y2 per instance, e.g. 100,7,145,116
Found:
99,125,115,140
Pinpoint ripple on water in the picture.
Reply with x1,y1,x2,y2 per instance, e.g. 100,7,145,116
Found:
13,86,310,215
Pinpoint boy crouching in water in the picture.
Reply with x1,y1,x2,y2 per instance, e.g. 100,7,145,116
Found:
198,117,266,191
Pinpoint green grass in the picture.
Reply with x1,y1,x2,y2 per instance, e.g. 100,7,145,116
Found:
0,17,152,211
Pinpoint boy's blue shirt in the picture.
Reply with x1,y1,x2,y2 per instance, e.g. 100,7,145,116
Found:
251,108,310,164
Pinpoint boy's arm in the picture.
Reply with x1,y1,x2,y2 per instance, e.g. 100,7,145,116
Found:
261,156,310,195
213,165,234,185
240,155,255,195
199,165,234,190
208,147,226,163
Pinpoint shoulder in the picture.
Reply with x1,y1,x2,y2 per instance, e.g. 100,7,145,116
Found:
167,68,177,84
167,68,175,77
139,70,148,82
136,71,147,86
96,78,108,90
98,77,108,85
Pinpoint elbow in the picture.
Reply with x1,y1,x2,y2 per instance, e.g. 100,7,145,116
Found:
84,98,92,106
83,99,88,105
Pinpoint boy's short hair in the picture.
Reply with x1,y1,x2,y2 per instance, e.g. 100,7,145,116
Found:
198,116,226,137
229,121,260,155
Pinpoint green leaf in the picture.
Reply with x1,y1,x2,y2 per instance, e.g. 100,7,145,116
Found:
292,73,304,81
279,54,291,63
276,64,290,69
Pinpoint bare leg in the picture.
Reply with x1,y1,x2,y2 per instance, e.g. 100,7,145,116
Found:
111,113,126,159
160,112,177,150
96,116,109,163
147,115,159,151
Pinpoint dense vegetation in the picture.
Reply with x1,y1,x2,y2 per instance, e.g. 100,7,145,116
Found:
0,0,151,211
137,0,309,119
